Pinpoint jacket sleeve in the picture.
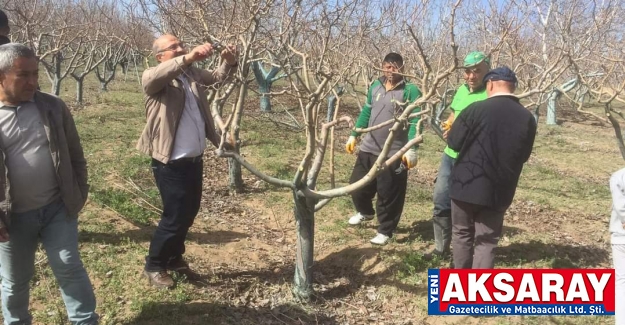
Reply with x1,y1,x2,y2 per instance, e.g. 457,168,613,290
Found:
447,104,474,152
351,83,375,137
142,56,186,96
196,61,237,86
522,117,537,162
204,107,221,148
61,100,89,203
611,170,625,224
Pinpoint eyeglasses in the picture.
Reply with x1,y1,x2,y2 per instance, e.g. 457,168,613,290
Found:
157,42,185,54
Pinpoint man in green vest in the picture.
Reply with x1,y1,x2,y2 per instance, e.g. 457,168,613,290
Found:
426,51,490,259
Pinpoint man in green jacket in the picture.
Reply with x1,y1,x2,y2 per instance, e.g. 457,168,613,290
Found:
345,52,422,245
427,51,490,259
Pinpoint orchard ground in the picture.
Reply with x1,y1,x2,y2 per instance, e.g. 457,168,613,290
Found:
11,70,621,325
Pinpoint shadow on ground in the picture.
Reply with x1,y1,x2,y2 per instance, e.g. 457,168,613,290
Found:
203,247,426,301
396,219,524,244
79,229,249,246
123,301,339,325
496,240,610,268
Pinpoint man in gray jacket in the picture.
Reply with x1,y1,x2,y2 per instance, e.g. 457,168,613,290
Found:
0,43,98,324
138,34,237,288
345,52,422,245
610,168,625,325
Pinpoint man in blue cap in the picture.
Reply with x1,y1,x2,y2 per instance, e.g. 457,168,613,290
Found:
426,51,490,259
446,66,536,269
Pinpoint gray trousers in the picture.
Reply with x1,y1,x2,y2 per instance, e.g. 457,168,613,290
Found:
451,199,505,269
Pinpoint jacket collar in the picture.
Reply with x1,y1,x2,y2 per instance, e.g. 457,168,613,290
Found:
378,76,406,91
0,97,35,108
489,92,517,98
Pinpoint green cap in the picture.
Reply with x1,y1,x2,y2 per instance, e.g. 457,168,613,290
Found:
463,51,490,68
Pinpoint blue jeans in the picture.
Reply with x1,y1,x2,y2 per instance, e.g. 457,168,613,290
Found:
432,153,455,218
0,200,98,325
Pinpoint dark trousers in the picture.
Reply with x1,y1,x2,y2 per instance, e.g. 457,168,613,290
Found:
451,199,505,269
145,158,203,272
350,151,408,237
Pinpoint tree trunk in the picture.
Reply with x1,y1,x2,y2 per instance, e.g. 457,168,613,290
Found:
52,52,63,96
259,83,272,112
253,62,282,112
605,104,625,161
76,77,84,104
533,106,540,124
228,158,244,193
52,76,62,96
292,190,315,301
96,64,116,92
546,90,559,125
228,82,247,194
327,95,337,122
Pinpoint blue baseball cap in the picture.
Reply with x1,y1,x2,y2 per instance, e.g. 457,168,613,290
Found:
483,66,517,83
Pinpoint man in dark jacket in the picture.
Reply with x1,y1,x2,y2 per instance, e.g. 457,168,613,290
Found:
447,66,536,269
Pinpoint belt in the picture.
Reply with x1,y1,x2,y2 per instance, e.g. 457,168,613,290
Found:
169,155,203,164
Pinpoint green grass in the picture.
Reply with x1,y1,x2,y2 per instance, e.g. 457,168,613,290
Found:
7,69,617,325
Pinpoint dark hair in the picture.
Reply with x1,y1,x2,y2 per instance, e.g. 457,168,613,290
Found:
0,10,8,29
383,52,403,67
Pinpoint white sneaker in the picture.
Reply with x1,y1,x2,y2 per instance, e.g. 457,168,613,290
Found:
370,233,390,245
348,212,374,225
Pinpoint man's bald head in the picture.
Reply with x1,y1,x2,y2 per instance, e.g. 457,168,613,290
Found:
152,35,177,54
152,34,186,62
487,80,516,95
483,66,517,97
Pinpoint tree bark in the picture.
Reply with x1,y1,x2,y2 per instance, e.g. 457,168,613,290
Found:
292,190,315,301
52,76,62,96
228,158,244,193
76,77,84,104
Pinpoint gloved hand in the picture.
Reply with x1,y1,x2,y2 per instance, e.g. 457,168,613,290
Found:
441,120,452,140
345,136,357,154
402,148,418,169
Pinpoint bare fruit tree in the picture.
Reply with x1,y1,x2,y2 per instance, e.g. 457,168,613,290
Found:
566,1,625,159
5,0,89,95
213,0,467,300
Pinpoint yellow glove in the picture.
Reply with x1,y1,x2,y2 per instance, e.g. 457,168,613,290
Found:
402,148,418,169
345,136,357,154
441,120,452,131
